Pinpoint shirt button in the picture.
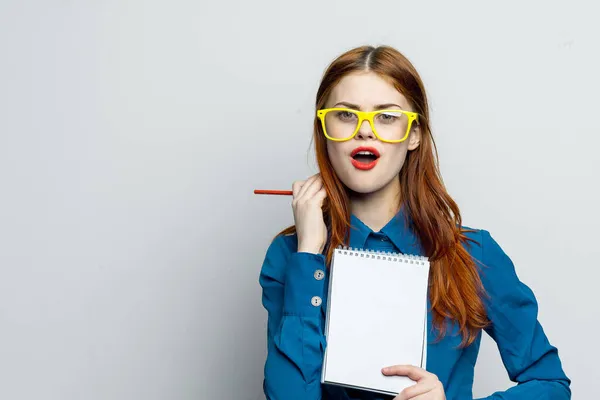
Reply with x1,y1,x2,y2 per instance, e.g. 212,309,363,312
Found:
314,269,325,280
311,296,322,307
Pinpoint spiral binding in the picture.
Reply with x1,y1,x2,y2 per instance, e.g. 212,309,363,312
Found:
334,245,428,265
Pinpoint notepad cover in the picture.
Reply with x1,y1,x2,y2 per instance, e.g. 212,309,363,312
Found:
321,247,430,396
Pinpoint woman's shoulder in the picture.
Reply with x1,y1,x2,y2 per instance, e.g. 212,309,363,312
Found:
459,225,485,259
459,226,521,288
268,231,299,254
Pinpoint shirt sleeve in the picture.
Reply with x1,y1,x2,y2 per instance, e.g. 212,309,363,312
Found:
258,234,329,400
474,230,571,400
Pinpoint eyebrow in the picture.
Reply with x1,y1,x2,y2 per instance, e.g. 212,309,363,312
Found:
333,101,404,110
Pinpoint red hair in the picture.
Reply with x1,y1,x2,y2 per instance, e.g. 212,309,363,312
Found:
279,45,488,346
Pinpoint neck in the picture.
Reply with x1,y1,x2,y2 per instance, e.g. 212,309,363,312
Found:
349,177,401,232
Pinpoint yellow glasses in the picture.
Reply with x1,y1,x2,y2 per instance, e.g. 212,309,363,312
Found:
316,108,419,143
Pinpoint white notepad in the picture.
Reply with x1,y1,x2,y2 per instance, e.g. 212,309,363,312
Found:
321,247,430,396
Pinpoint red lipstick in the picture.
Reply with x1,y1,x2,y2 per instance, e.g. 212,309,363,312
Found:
350,146,380,171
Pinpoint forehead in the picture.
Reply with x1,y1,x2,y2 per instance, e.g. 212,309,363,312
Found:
326,71,410,109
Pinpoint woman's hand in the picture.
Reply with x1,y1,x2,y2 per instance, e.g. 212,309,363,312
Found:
292,174,328,254
382,365,446,400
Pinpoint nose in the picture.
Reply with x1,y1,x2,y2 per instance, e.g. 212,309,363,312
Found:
356,119,375,140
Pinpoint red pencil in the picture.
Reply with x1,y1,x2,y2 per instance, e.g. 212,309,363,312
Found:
254,190,293,196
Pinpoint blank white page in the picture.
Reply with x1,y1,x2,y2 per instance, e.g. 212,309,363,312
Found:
322,248,430,396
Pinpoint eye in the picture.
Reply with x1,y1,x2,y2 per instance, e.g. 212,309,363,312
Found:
377,111,402,124
335,110,357,122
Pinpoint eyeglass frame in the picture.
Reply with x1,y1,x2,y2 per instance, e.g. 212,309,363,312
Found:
316,107,420,143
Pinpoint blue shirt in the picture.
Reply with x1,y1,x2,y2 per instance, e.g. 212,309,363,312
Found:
259,212,571,400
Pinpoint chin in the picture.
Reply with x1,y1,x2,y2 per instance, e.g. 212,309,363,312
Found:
330,158,401,195
341,178,388,195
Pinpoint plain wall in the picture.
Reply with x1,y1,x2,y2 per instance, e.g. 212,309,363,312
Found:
1,1,598,399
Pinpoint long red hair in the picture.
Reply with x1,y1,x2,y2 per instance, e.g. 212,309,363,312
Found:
279,45,488,346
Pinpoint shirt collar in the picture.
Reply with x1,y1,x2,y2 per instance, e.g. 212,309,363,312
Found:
348,206,423,256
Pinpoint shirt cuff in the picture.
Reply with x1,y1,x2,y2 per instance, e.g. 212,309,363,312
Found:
283,252,327,316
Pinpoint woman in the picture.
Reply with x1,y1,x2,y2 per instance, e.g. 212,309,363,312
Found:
258,45,570,400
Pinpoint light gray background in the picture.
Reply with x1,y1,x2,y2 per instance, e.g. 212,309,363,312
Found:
1,1,598,399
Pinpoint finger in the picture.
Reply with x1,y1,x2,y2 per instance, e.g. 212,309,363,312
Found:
382,365,430,381
292,180,305,199
405,392,436,400
395,394,424,400
304,178,324,202
293,175,315,200
297,173,320,199
311,186,327,206
297,175,322,201
292,173,318,198
396,379,441,400
315,186,327,200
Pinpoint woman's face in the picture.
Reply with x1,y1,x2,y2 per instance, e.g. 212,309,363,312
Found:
324,71,421,194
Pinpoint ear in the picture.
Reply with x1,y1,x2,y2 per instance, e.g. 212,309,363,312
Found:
407,124,421,151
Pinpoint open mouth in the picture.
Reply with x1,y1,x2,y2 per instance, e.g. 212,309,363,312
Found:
350,147,380,170
352,151,378,163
